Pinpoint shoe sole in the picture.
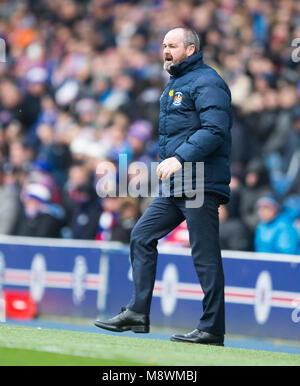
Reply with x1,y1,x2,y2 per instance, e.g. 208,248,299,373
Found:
94,322,150,334
170,337,224,346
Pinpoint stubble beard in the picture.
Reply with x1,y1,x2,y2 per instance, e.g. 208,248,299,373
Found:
163,53,188,73
163,60,173,72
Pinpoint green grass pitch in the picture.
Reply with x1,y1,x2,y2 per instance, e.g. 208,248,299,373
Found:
0,324,299,366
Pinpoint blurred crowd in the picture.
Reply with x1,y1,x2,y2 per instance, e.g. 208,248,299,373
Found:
0,0,299,254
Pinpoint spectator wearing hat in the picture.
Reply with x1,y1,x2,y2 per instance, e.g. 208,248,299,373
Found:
254,195,299,254
12,182,65,238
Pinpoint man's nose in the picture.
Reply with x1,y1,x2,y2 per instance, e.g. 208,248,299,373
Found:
163,46,170,55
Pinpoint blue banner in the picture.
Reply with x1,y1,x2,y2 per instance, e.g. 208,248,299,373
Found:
0,236,299,340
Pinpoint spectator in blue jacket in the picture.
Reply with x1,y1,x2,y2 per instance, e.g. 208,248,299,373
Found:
255,195,299,255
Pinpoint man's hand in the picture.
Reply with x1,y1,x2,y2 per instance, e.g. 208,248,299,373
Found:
156,157,182,180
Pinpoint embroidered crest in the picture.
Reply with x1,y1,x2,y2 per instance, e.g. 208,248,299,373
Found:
173,91,183,106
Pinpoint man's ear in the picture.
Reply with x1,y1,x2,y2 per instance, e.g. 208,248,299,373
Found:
186,44,196,57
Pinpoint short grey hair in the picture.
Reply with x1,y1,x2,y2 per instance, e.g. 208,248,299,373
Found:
172,27,201,53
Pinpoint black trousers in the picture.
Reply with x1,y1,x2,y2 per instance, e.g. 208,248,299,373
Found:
126,193,225,336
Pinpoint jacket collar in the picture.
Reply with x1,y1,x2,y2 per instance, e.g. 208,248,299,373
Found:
168,51,203,78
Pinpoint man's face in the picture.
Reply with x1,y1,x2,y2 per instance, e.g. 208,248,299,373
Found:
162,29,194,72
258,205,278,223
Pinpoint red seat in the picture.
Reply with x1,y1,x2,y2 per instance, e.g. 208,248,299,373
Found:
4,290,37,320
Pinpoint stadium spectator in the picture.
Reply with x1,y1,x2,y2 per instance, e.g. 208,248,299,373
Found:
219,204,253,251
96,197,120,241
12,182,64,238
111,197,140,244
265,105,300,196
61,162,102,239
21,67,48,132
127,120,154,164
0,0,296,254
35,121,72,187
240,158,273,233
254,195,299,254
0,80,23,129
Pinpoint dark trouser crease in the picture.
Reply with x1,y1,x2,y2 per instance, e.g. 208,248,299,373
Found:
126,193,225,336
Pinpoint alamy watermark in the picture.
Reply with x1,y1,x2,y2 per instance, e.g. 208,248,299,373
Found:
291,298,300,323
95,154,204,208
0,38,6,63
291,38,300,63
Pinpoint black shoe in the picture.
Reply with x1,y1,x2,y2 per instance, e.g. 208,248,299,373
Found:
170,329,224,346
94,307,150,333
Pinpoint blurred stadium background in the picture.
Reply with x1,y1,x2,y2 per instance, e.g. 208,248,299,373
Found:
0,0,299,365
